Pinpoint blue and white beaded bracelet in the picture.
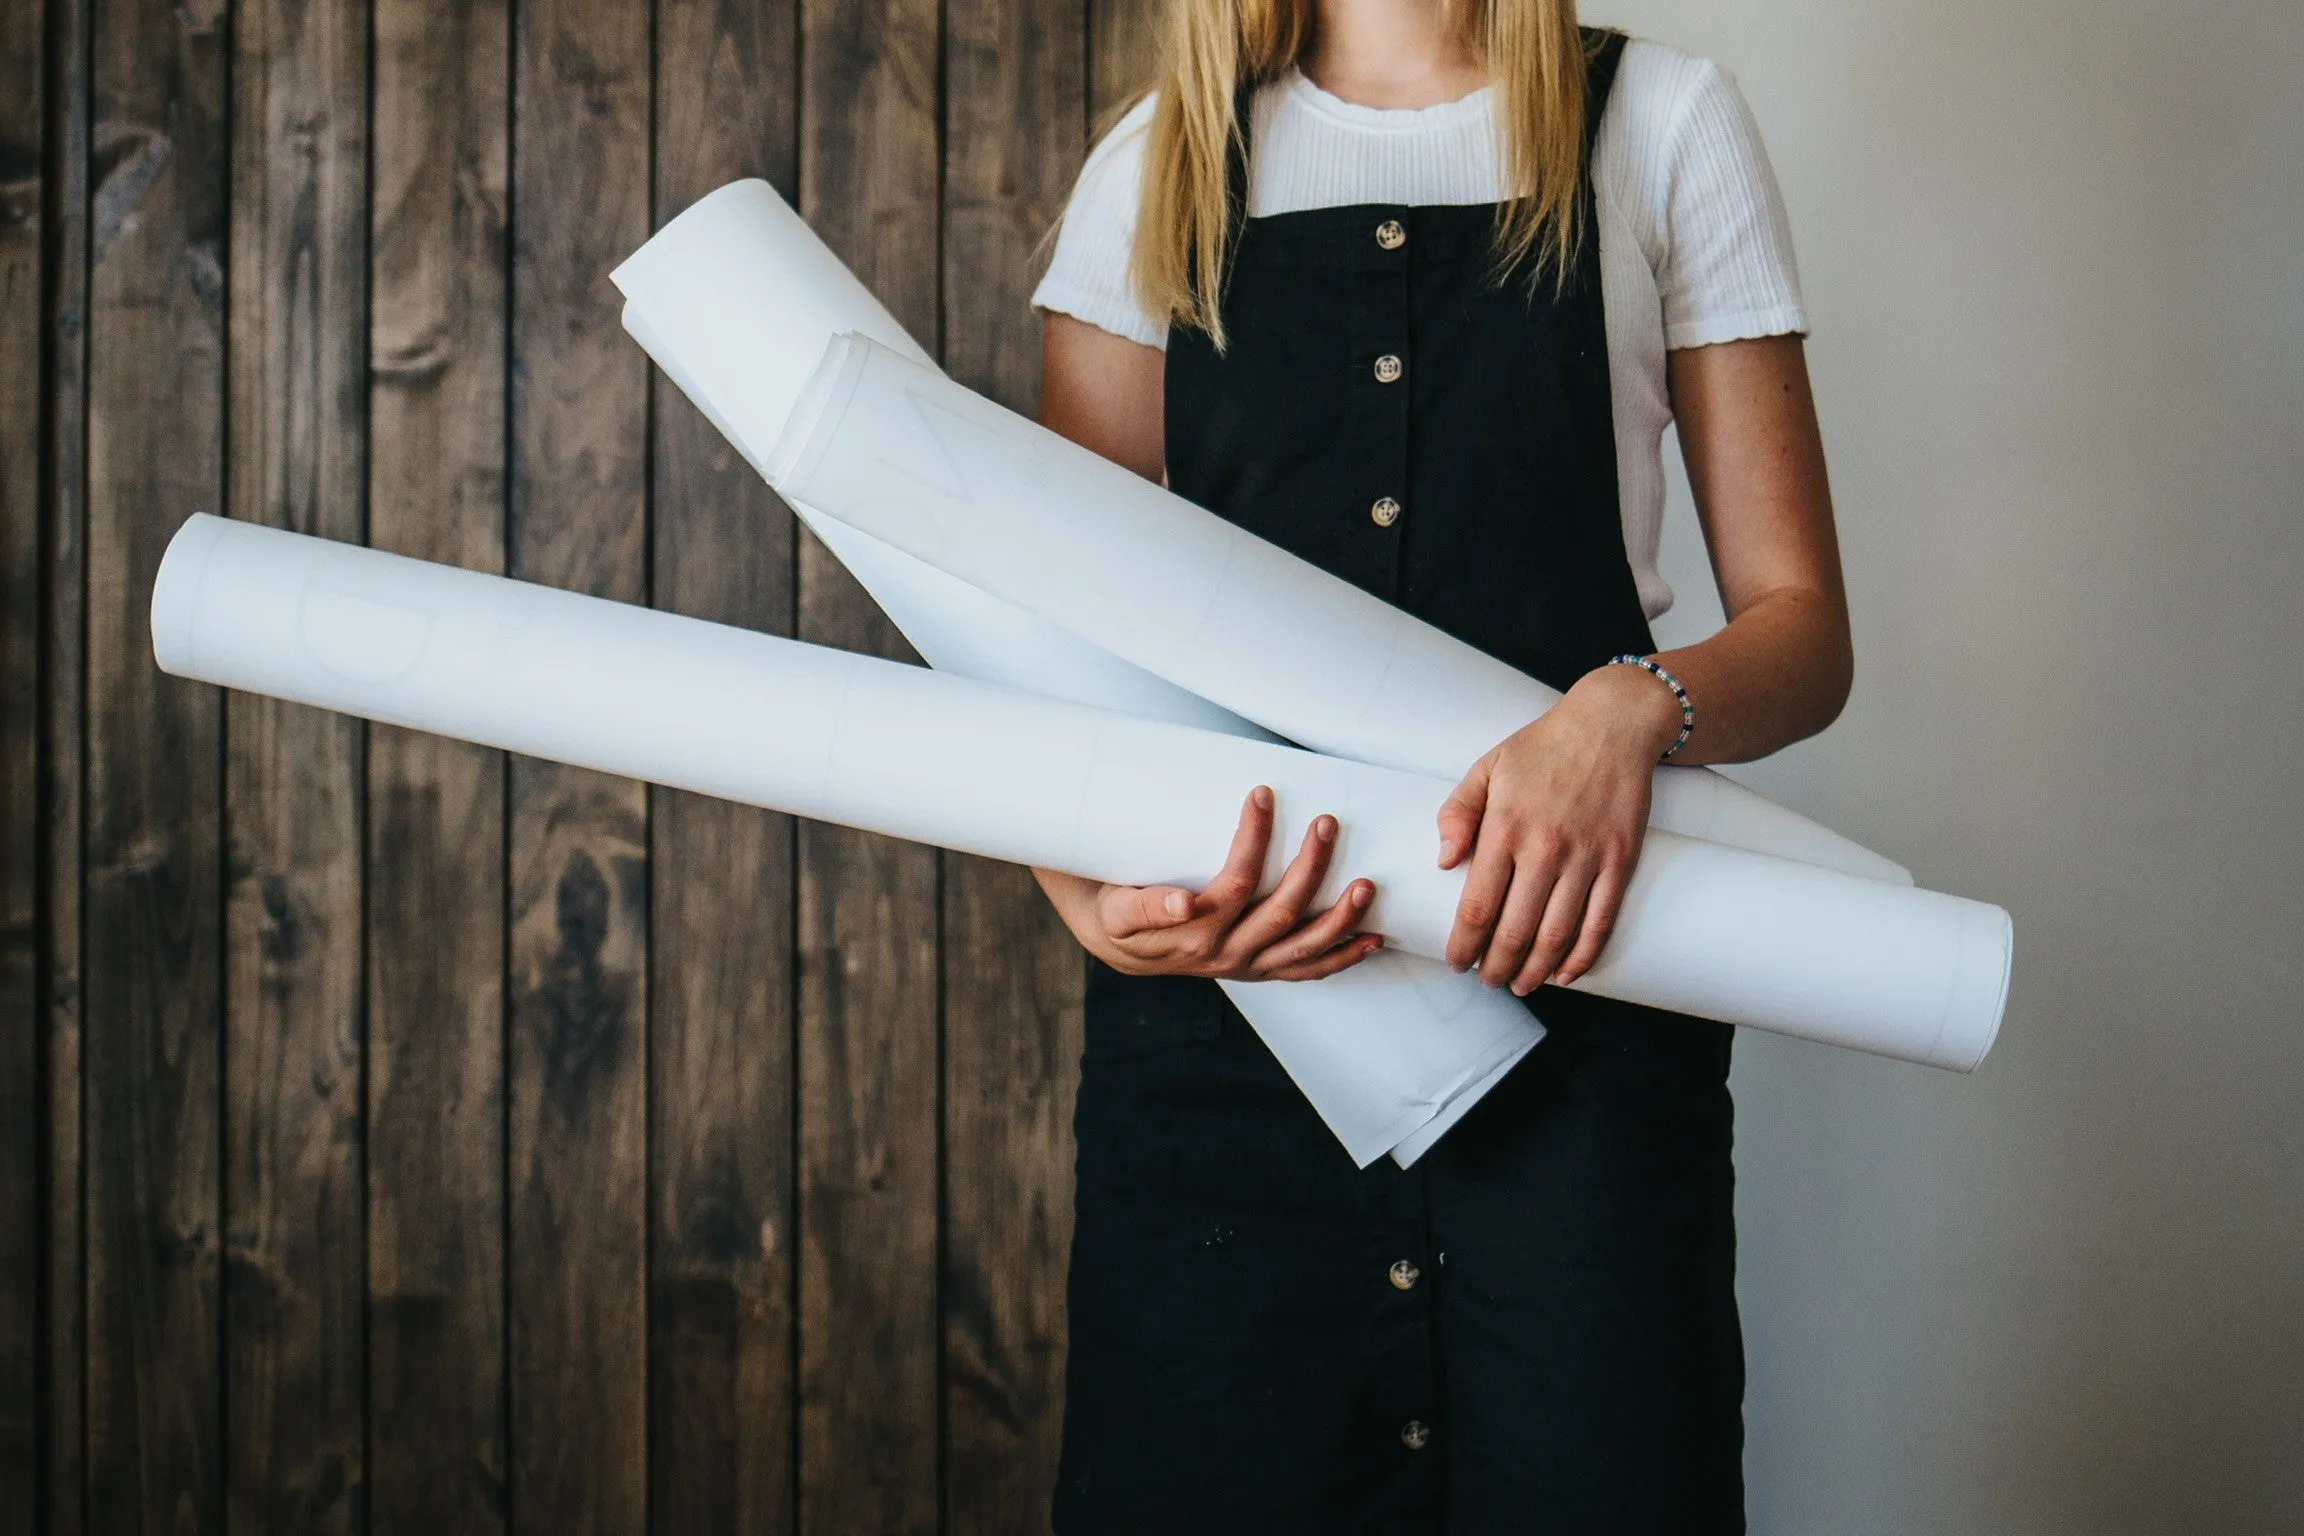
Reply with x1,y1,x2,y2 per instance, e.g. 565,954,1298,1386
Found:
1607,653,1695,761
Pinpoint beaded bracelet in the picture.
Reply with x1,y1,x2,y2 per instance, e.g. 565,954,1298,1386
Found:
1607,653,1695,761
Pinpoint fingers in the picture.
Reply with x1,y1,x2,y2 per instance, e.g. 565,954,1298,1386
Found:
1247,878,1374,975
1436,757,1492,870
1446,829,1517,973
1197,786,1276,921
1099,882,1197,941
1259,932,1384,983
1551,862,1631,987
1229,813,1341,954
1512,862,1596,996
1478,848,1563,989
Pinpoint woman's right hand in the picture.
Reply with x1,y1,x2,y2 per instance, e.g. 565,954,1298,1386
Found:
1034,786,1381,982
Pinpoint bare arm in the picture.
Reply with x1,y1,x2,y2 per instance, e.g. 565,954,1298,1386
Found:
1029,314,1380,982
1646,335,1852,764
1440,334,1853,991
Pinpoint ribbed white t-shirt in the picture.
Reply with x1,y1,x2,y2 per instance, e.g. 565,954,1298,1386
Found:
1030,38,1808,620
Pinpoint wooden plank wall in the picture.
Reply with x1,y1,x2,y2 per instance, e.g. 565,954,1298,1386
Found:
0,0,1163,1529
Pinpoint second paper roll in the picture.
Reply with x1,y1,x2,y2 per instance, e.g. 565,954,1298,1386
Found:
153,514,2010,1070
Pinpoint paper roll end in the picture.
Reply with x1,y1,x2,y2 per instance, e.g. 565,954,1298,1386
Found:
611,178,781,297
1941,903,2015,1073
152,512,228,677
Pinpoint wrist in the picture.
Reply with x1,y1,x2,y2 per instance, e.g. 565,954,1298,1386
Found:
1581,658,1690,761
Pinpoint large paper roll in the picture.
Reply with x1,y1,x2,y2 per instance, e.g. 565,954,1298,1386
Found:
614,181,1906,887
153,515,2011,1072
615,182,1548,1163
772,329,1913,886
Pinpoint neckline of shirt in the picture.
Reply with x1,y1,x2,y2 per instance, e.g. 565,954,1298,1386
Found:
1276,68,1498,133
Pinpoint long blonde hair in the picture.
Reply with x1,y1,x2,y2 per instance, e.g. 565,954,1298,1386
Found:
1132,0,1596,347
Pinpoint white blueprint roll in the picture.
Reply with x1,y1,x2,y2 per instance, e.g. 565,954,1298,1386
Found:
614,183,1544,1163
152,515,2011,1072
610,180,1905,885
773,330,1912,886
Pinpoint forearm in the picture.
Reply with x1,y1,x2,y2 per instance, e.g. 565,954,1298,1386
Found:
1643,583,1853,767
1644,335,1853,767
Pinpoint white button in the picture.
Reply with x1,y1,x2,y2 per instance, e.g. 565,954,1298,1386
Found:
1373,354,1403,384
1388,1259,1421,1290
1374,218,1406,250
1370,497,1402,528
1401,1420,1432,1450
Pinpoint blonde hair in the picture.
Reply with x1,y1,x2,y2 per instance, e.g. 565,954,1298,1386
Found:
1131,0,1597,348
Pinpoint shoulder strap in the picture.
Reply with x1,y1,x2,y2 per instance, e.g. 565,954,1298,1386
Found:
1581,27,1630,158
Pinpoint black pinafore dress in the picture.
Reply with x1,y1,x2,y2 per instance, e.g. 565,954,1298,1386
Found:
1056,35,1744,1534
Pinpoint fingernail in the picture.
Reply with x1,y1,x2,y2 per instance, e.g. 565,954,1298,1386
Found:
1511,982,1529,998
1438,840,1460,865
1350,883,1370,908
1252,785,1273,810
1166,891,1190,918
1316,815,1336,841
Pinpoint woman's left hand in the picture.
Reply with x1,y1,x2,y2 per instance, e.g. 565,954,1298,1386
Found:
1436,663,1688,994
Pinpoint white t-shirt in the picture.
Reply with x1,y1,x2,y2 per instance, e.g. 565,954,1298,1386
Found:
1030,38,1808,620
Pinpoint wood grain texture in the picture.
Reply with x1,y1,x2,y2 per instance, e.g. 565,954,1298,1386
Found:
507,0,652,1526
222,0,369,1526
1087,0,1162,126
647,0,801,1529
82,0,228,1523
0,0,42,1514
796,0,945,1529
939,0,1088,1525
22,0,1136,1525
39,0,91,1527
366,0,510,1524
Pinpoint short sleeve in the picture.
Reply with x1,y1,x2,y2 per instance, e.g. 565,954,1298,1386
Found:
1652,59,1808,349
1031,94,1170,349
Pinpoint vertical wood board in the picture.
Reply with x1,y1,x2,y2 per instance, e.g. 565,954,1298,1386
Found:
366,0,512,1524
646,0,803,1528
81,0,228,1519
506,0,653,1526
0,0,47,1511
222,0,370,1523
796,0,947,1528
939,0,1089,1525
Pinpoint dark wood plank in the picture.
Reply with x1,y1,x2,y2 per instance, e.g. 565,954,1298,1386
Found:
506,0,651,1527
82,0,227,1521
1087,0,1161,126
646,0,801,1529
939,0,1087,1525
221,0,369,1526
366,0,510,1523
938,862,1082,1533
796,0,945,1529
0,0,44,1515
38,0,91,1527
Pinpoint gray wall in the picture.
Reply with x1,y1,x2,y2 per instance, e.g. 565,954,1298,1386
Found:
1591,0,2304,1529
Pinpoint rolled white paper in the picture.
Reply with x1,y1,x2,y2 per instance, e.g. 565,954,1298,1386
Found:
605,180,1962,1164
612,182,1905,885
153,515,2011,1073
773,329,1914,887
615,182,1545,1162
